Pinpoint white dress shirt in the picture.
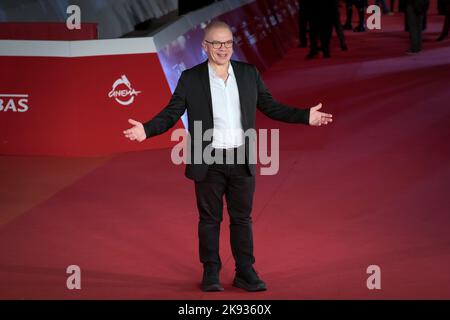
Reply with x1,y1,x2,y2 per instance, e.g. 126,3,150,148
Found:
208,62,244,149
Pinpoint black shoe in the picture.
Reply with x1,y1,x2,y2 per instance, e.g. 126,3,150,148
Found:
353,25,365,32
306,51,319,59
437,34,448,42
322,51,331,58
201,264,224,292
341,44,348,51
342,23,352,30
298,42,307,48
233,267,267,292
406,49,420,55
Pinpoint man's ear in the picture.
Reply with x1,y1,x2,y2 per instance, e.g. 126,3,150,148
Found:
201,41,207,52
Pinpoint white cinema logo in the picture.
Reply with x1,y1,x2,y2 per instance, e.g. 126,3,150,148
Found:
108,75,141,106
0,94,29,112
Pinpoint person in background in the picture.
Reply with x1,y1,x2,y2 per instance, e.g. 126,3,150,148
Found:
343,0,368,32
334,0,348,50
298,0,309,48
405,0,430,54
375,0,393,14
400,0,427,32
437,0,450,41
305,0,336,59
391,0,397,12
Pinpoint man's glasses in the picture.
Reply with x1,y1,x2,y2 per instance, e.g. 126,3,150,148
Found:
204,40,234,49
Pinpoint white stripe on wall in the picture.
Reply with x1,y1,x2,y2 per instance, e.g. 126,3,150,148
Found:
0,0,255,57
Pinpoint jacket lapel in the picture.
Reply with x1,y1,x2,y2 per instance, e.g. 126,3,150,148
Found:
199,61,214,124
231,60,248,128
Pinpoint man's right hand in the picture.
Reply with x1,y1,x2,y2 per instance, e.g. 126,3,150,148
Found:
123,119,146,142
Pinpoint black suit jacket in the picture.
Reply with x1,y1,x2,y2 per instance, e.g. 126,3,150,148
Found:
143,60,310,181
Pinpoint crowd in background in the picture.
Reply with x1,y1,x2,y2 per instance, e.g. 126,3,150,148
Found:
298,0,450,58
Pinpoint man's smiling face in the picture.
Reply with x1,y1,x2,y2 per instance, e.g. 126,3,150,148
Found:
202,26,234,66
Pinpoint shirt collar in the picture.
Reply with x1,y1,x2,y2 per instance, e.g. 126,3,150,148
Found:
208,61,234,78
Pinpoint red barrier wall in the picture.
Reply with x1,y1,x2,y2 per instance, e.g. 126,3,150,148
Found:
0,53,182,156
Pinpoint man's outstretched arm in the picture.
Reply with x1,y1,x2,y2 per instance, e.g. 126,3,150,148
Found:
123,71,188,142
255,68,332,126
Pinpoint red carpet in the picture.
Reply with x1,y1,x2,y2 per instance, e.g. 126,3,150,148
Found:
1,12,450,299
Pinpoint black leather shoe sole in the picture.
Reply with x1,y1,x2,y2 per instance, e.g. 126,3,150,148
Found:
201,283,224,292
233,277,267,292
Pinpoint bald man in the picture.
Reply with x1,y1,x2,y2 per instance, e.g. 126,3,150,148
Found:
123,21,333,292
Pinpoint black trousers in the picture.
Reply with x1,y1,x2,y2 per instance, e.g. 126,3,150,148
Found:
309,18,333,55
440,2,450,36
406,4,424,52
344,0,367,27
333,3,347,47
195,148,256,271
299,4,309,46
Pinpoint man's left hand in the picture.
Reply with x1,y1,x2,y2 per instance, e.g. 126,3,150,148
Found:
309,103,333,126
